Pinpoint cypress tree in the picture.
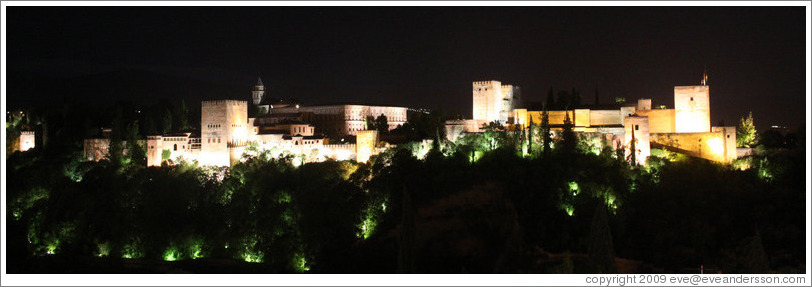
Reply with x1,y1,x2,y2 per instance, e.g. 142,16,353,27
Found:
560,111,577,154
546,87,556,110
541,105,551,157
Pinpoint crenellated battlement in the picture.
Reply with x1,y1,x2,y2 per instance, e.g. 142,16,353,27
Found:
202,100,248,106
20,131,35,135
147,135,163,140
473,80,501,86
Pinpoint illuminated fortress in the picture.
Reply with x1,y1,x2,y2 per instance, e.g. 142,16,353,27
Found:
140,78,398,167
447,77,737,165
80,75,736,167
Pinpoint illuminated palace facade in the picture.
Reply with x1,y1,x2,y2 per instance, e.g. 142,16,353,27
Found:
251,78,408,137
81,76,736,167
117,78,402,167
446,78,737,165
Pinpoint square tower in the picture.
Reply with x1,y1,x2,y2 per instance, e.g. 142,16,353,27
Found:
473,80,503,123
356,130,378,163
19,131,35,152
674,85,710,133
500,85,521,123
200,100,248,166
146,136,163,167
624,116,650,166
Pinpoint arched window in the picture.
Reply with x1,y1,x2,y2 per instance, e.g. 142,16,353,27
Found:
174,144,177,151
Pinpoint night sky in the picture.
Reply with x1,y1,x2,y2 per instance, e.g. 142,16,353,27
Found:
5,6,807,131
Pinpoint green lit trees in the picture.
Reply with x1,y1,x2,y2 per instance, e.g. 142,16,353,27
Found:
541,106,552,157
737,111,757,147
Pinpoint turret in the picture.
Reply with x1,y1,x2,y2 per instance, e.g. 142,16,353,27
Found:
252,77,265,105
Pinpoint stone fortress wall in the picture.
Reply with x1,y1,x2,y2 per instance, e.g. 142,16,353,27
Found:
79,77,736,167
469,79,736,164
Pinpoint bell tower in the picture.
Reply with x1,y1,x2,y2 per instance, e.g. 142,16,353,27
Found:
252,77,265,105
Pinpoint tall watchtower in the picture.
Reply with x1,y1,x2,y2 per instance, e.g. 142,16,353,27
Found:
472,80,503,123
200,100,248,166
674,85,710,133
252,77,265,105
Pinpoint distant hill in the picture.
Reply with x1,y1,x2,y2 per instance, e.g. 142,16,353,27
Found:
6,69,248,109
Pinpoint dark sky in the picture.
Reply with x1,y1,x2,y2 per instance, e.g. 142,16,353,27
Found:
6,6,807,130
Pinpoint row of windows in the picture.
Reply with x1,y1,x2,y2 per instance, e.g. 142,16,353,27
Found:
207,138,222,143
148,144,188,150
207,124,221,129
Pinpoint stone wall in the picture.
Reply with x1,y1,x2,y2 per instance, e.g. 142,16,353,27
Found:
473,80,502,123
269,104,407,136
650,131,727,162
574,109,590,127
711,126,737,163
589,110,622,126
200,100,247,166
636,109,675,133
356,130,378,162
624,116,650,166
146,136,163,167
674,85,710,133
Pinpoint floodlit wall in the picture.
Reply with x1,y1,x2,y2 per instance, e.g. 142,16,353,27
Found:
513,109,528,128
146,136,163,167
589,110,622,126
620,106,637,124
547,110,574,125
711,126,738,163
574,109,590,127
444,119,482,142
650,131,727,162
270,104,407,136
323,144,357,161
500,85,520,123
356,130,378,163
19,131,35,151
201,100,248,166
473,80,503,123
674,85,710,133
624,116,650,166
637,99,652,111
146,134,201,167
636,109,676,133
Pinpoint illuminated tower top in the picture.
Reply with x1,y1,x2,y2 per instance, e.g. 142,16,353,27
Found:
252,77,265,105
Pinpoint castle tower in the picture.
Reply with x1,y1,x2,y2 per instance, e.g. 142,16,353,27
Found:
624,116,650,166
473,80,502,123
674,85,710,133
252,77,265,105
356,130,378,163
200,100,248,166
146,136,163,167
500,84,521,123
19,131,35,151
